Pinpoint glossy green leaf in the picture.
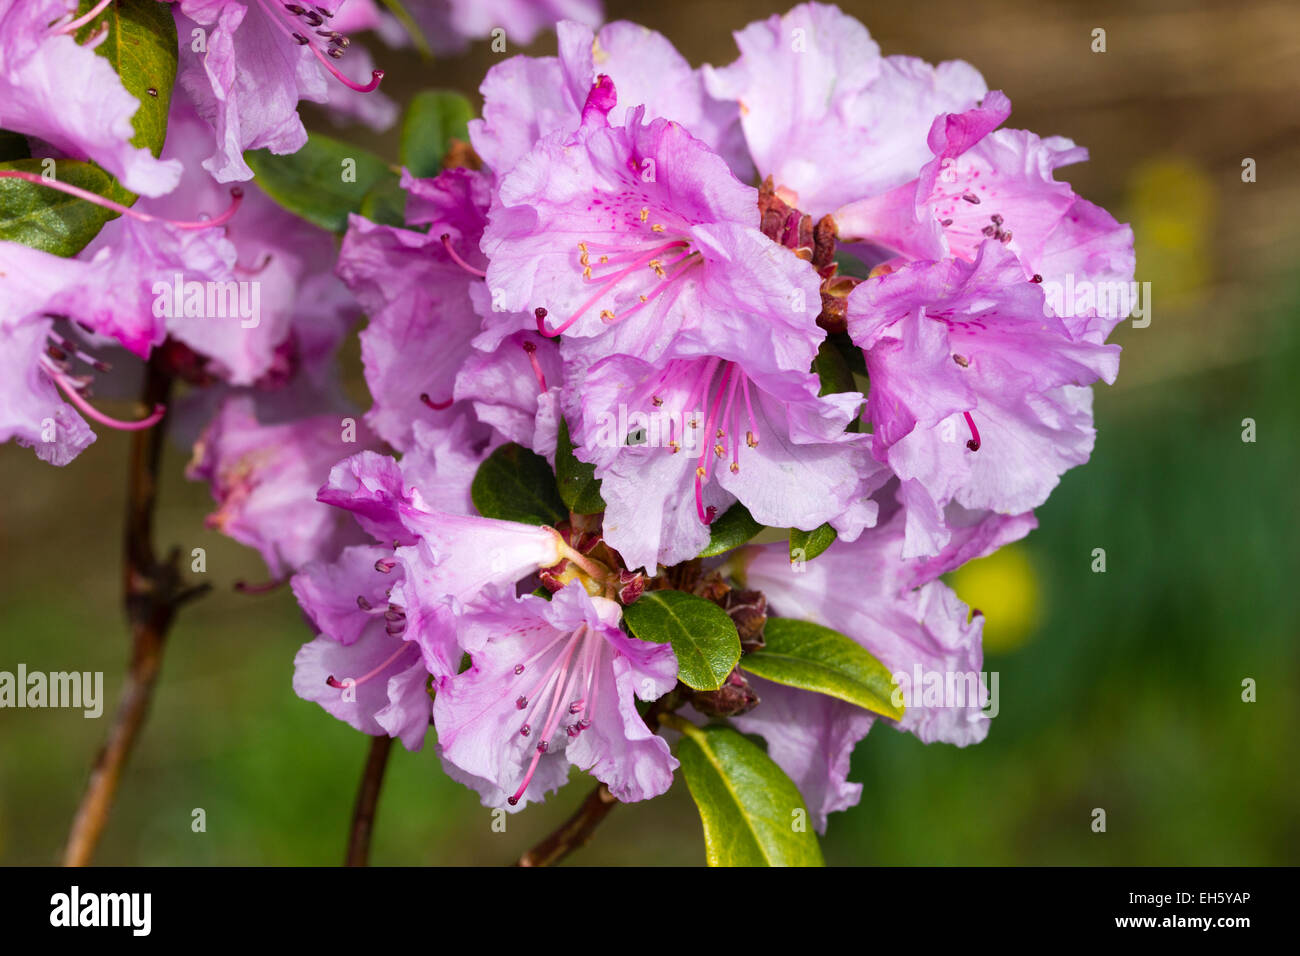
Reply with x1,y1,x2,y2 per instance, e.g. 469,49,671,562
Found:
401,90,475,178
698,502,765,558
470,443,567,526
246,133,396,233
669,718,824,867
789,523,837,563
0,159,125,256
740,618,903,719
828,330,868,379
623,590,740,691
359,176,408,228
74,0,177,158
555,418,605,515
812,336,856,396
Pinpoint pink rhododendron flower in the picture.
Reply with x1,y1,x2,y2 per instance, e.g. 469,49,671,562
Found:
175,0,387,182
704,1,987,217
0,0,183,196
434,585,677,810
187,395,374,577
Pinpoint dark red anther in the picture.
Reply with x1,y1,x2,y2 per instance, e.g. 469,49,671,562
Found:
420,393,453,410
963,410,981,452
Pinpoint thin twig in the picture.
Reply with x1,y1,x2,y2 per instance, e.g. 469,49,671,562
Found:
62,358,208,866
516,782,618,867
345,735,394,866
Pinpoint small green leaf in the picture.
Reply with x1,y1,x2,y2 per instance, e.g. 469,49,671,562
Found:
698,502,765,558
811,337,856,396
789,523,837,563
246,132,397,233
827,330,868,379
470,443,567,526
740,618,903,719
623,590,740,691
0,159,126,256
832,251,870,280
359,176,408,227
401,90,475,178
555,418,605,515
75,0,178,158
667,718,824,867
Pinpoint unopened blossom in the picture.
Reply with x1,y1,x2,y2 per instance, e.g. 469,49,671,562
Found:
434,585,677,810
292,544,438,750
0,0,182,196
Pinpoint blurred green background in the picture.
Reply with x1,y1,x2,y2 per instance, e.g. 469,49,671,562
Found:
2,0,1297,865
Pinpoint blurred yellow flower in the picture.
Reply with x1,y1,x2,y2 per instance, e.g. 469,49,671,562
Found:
949,544,1042,653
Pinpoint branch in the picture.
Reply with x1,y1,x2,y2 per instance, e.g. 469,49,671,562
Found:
516,783,618,867
62,358,207,866
345,735,394,866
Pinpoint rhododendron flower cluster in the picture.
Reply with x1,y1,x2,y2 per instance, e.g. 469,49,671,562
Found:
2,1,1132,866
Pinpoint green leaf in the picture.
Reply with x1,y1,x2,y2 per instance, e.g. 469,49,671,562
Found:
667,718,823,867
401,91,475,179
359,176,408,228
697,502,765,558
789,523,837,563
0,159,126,256
0,1,173,257
740,618,903,719
246,132,397,233
623,590,740,691
828,330,868,379
470,443,567,526
75,0,177,158
555,418,605,515
811,336,856,396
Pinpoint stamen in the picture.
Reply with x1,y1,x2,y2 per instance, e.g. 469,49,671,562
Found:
521,341,547,392
963,411,982,451
440,233,486,277
0,171,242,229
52,0,113,35
537,241,688,338
420,392,453,411
44,366,165,431
256,0,384,92
325,642,416,690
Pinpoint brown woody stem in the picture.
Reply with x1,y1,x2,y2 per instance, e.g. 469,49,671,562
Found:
62,358,208,866
516,782,618,867
345,735,394,866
